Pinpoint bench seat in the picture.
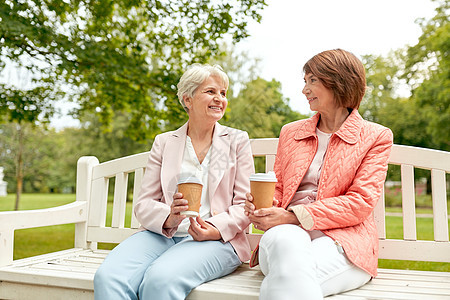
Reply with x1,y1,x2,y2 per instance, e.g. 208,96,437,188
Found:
1,248,450,299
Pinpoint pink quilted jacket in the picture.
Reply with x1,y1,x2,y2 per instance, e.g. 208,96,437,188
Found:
274,109,393,277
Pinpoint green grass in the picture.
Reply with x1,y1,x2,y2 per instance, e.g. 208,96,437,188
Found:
1,193,449,272
0,193,75,211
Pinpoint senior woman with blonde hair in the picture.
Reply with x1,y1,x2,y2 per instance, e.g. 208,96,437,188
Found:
94,64,254,299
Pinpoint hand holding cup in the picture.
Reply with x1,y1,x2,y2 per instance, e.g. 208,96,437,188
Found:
177,175,203,217
249,172,277,210
163,193,188,229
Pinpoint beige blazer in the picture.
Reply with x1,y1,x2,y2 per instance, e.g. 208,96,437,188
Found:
134,122,254,262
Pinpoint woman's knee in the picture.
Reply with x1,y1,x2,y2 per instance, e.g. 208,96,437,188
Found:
261,224,311,250
140,266,187,298
94,262,114,288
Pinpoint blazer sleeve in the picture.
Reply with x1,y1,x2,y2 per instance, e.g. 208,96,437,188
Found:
134,134,176,237
304,127,393,230
206,131,255,242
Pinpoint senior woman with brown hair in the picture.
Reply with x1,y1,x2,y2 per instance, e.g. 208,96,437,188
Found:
245,49,393,299
94,64,254,299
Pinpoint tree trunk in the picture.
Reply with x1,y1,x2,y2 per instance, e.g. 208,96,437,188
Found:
14,124,24,211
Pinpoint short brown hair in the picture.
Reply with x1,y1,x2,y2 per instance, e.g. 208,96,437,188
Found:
303,49,366,109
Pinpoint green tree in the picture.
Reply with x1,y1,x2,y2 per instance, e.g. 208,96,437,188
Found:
66,112,152,162
1,0,267,141
361,52,438,149
360,52,401,124
0,64,63,208
403,0,449,151
224,77,307,138
360,52,438,188
0,123,57,208
52,112,153,197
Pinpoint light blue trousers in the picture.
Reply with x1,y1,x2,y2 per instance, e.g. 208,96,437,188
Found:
94,230,241,300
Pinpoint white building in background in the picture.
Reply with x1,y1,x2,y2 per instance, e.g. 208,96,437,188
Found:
0,167,7,196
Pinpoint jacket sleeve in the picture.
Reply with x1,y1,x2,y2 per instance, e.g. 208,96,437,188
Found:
302,127,393,230
134,134,176,237
206,131,255,242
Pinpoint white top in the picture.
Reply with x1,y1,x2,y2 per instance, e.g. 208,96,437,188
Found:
289,128,332,239
175,136,212,237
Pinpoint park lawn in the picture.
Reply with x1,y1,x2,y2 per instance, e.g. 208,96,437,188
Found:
1,193,449,272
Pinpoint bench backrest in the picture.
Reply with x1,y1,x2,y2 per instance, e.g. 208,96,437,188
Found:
76,139,450,262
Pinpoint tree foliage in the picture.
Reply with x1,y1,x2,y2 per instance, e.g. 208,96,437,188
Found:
360,0,449,151
403,0,449,150
0,113,152,195
224,77,307,138
1,0,267,140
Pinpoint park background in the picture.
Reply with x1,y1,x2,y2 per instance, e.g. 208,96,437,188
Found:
0,0,449,272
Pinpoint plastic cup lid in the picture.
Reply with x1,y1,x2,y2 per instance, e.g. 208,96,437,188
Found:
249,171,277,182
177,174,203,185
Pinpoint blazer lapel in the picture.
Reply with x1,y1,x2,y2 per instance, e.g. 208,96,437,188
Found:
208,123,231,202
161,122,188,200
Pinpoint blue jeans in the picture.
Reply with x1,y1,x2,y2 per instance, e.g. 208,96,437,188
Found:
94,230,241,300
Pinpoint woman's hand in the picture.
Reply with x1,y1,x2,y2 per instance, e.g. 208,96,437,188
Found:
244,192,256,216
250,207,300,231
245,193,298,231
163,192,188,229
244,192,279,217
188,216,221,241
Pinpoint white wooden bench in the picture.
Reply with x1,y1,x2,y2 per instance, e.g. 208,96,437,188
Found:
1,139,449,299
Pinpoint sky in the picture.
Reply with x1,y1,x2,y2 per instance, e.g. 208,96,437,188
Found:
236,0,438,115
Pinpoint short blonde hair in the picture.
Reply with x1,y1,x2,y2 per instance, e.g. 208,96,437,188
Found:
177,64,229,112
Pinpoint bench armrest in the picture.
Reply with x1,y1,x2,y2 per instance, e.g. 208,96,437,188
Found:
0,201,87,267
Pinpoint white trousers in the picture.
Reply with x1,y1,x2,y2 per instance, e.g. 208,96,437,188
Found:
258,224,371,299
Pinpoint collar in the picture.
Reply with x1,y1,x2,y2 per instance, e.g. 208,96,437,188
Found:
171,122,228,139
294,109,363,144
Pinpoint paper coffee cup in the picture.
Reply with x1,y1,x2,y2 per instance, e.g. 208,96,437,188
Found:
250,172,277,210
177,175,203,217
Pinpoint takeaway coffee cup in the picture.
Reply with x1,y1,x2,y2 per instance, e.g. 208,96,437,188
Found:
249,172,277,210
177,175,203,217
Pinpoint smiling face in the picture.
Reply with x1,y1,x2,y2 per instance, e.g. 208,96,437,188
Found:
184,75,228,123
302,73,338,113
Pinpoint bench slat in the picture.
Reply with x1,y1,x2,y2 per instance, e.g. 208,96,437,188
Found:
91,152,149,180
249,138,278,156
131,168,144,229
379,239,450,262
372,277,450,289
0,282,93,300
340,287,449,300
88,178,108,228
87,226,137,244
265,155,276,172
431,169,449,242
112,172,128,228
401,164,417,240
374,187,386,239
389,145,450,171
